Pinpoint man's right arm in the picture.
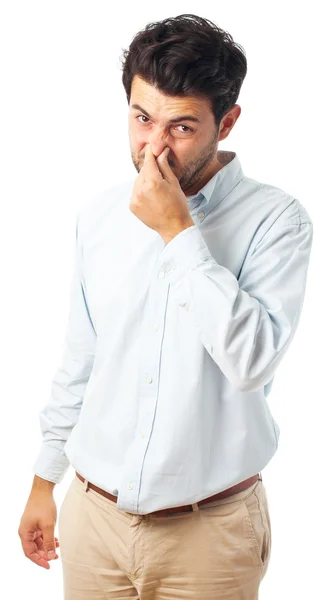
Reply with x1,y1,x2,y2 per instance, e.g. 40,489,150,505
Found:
32,209,97,485
31,475,56,494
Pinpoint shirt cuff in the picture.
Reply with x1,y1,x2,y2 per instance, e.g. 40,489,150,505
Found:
158,225,214,284
32,443,71,484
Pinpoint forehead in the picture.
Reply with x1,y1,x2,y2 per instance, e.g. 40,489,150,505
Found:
130,75,211,116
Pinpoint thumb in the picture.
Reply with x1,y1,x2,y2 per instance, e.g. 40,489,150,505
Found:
161,147,170,162
43,525,56,558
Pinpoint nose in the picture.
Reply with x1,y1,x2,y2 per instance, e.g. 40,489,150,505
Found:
145,133,170,159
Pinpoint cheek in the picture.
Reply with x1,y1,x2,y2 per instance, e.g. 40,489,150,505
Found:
130,134,146,156
129,123,144,141
128,124,140,144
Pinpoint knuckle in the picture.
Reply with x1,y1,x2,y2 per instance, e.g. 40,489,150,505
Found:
146,181,154,193
42,521,55,530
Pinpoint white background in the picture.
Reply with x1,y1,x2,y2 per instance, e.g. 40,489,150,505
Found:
1,1,330,598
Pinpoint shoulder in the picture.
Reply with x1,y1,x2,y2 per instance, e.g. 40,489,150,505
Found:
77,178,136,239
240,173,313,232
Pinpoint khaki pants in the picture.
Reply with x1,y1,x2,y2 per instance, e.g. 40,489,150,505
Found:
58,472,271,599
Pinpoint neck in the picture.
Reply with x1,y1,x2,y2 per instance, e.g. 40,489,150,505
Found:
184,155,224,197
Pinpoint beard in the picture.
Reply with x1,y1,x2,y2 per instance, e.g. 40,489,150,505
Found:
130,127,219,194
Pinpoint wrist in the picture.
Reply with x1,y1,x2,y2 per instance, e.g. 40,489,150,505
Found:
31,474,56,493
160,218,195,244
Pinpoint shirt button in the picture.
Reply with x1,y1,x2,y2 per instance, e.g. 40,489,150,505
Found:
146,375,153,383
198,211,205,219
183,303,189,311
128,483,133,490
153,324,160,331
159,270,165,279
169,266,176,272
141,431,146,438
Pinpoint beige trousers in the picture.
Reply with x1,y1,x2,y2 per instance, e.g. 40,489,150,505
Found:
58,472,271,599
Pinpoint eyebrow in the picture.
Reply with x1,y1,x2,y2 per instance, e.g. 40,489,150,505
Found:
130,103,201,124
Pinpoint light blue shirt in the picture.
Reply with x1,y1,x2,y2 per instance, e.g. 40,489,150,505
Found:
33,150,313,514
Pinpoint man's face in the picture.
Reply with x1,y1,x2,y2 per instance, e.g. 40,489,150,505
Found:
128,75,225,196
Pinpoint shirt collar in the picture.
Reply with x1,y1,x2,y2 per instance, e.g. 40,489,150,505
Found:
186,150,243,220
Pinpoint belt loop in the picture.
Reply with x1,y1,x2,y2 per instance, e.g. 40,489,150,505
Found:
258,472,262,481
84,478,89,492
191,502,199,512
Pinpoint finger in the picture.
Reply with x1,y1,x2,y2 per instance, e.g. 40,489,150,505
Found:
42,524,57,557
21,540,51,570
34,529,58,541
28,536,58,559
143,144,163,178
35,535,44,550
34,531,59,553
29,551,51,569
156,147,174,182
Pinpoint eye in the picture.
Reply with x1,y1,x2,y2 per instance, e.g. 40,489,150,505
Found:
178,125,192,133
137,115,149,124
136,115,193,133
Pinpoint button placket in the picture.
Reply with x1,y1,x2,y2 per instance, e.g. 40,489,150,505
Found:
121,265,170,513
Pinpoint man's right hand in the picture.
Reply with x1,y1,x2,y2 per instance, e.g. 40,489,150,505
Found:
18,483,60,570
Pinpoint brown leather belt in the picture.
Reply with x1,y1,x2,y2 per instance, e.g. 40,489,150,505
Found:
76,471,261,516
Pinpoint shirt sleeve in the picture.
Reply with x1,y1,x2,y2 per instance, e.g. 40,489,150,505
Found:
159,201,313,392
32,210,97,483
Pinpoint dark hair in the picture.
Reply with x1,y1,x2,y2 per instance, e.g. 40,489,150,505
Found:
120,14,247,128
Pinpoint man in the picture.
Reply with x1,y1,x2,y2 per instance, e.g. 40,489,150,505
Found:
18,13,313,599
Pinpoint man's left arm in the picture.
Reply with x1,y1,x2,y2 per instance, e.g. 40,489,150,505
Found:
159,209,313,392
